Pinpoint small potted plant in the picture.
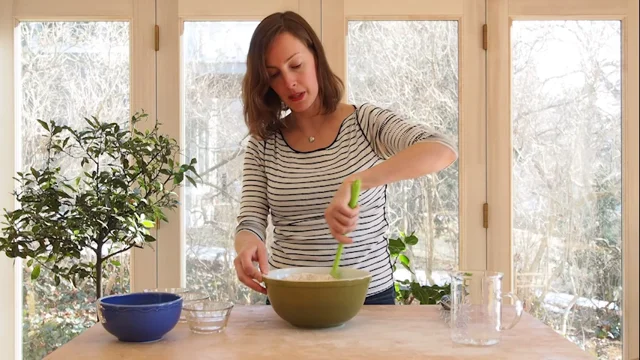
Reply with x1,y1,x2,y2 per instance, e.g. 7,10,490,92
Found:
388,231,451,306
0,112,199,300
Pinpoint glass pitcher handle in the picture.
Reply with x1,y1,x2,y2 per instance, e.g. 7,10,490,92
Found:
500,292,523,331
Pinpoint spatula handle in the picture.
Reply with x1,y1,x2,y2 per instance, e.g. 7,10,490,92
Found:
331,179,362,275
349,179,361,209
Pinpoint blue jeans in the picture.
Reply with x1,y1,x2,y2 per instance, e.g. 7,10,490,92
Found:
364,286,395,305
265,286,396,305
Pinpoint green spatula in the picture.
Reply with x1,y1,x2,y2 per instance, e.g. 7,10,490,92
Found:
330,179,361,279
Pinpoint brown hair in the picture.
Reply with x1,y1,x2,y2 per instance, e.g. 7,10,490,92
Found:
242,11,344,140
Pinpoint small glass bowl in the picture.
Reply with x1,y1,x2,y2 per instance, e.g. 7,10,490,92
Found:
182,300,234,334
179,291,210,323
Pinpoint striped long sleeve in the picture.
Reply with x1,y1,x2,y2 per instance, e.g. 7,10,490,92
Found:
235,136,269,241
356,103,458,160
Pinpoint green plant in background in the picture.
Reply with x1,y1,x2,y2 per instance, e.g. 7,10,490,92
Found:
0,112,199,300
389,231,450,305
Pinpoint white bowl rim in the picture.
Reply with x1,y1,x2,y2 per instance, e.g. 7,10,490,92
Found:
262,266,372,282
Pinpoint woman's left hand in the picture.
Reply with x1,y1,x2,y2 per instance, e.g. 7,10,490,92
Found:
325,178,360,244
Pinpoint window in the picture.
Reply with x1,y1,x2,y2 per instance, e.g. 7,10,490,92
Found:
18,21,131,359
347,20,460,283
511,20,623,357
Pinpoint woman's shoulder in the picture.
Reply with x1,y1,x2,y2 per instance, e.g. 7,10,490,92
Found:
245,132,279,145
243,134,273,155
352,102,376,114
349,103,404,129
352,102,397,119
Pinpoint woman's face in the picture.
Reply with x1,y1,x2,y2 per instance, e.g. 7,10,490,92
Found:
265,31,319,114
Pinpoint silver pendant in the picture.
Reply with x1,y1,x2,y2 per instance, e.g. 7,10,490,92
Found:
309,136,315,143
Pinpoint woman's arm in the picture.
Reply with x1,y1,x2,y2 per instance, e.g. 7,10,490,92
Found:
233,137,270,293
234,137,270,245
324,104,458,244
348,140,457,191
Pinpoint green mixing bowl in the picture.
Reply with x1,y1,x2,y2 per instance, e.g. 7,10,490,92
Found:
262,267,371,328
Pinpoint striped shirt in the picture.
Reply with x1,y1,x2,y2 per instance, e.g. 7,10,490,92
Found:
235,103,457,296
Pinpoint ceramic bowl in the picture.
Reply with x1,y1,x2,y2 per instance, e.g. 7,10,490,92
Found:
97,292,182,342
262,267,371,329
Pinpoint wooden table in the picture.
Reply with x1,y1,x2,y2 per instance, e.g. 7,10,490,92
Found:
44,305,594,359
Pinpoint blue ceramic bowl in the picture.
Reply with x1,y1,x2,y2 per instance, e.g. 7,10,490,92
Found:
98,292,182,342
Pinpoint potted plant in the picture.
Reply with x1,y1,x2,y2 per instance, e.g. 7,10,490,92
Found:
389,231,451,305
0,112,199,300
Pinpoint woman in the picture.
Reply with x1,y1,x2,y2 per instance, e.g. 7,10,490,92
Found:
233,11,457,305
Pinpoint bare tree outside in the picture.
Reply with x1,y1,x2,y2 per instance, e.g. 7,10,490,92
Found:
18,21,131,359
512,21,622,359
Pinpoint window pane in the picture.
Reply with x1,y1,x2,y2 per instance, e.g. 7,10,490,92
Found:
182,22,264,304
347,21,459,287
19,21,130,359
511,20,622,359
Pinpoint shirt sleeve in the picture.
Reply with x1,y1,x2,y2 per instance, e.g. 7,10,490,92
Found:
235,136,269,242
356,103,458,160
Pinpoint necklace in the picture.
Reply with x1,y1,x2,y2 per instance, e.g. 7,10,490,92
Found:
288,113,320,143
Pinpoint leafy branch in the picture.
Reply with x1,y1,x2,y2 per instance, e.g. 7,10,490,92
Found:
0,112,200,301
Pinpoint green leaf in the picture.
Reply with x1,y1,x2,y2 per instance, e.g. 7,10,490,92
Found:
388,238,405,255
27,259,33,267
398,253,414,275
401,262,414,274
173,172,184,184
410,282,433,304
110,260,121,267
404,233,418,246
409,282,450,305
185,175,197,187
37,119,49,131
398,254,410,266
140,234,155,243
31,264,41,280
140,219,155,228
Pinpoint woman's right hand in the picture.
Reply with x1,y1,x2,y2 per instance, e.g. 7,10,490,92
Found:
233,235,269,294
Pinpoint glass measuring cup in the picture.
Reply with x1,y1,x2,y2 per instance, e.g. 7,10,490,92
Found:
450,271,523,346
